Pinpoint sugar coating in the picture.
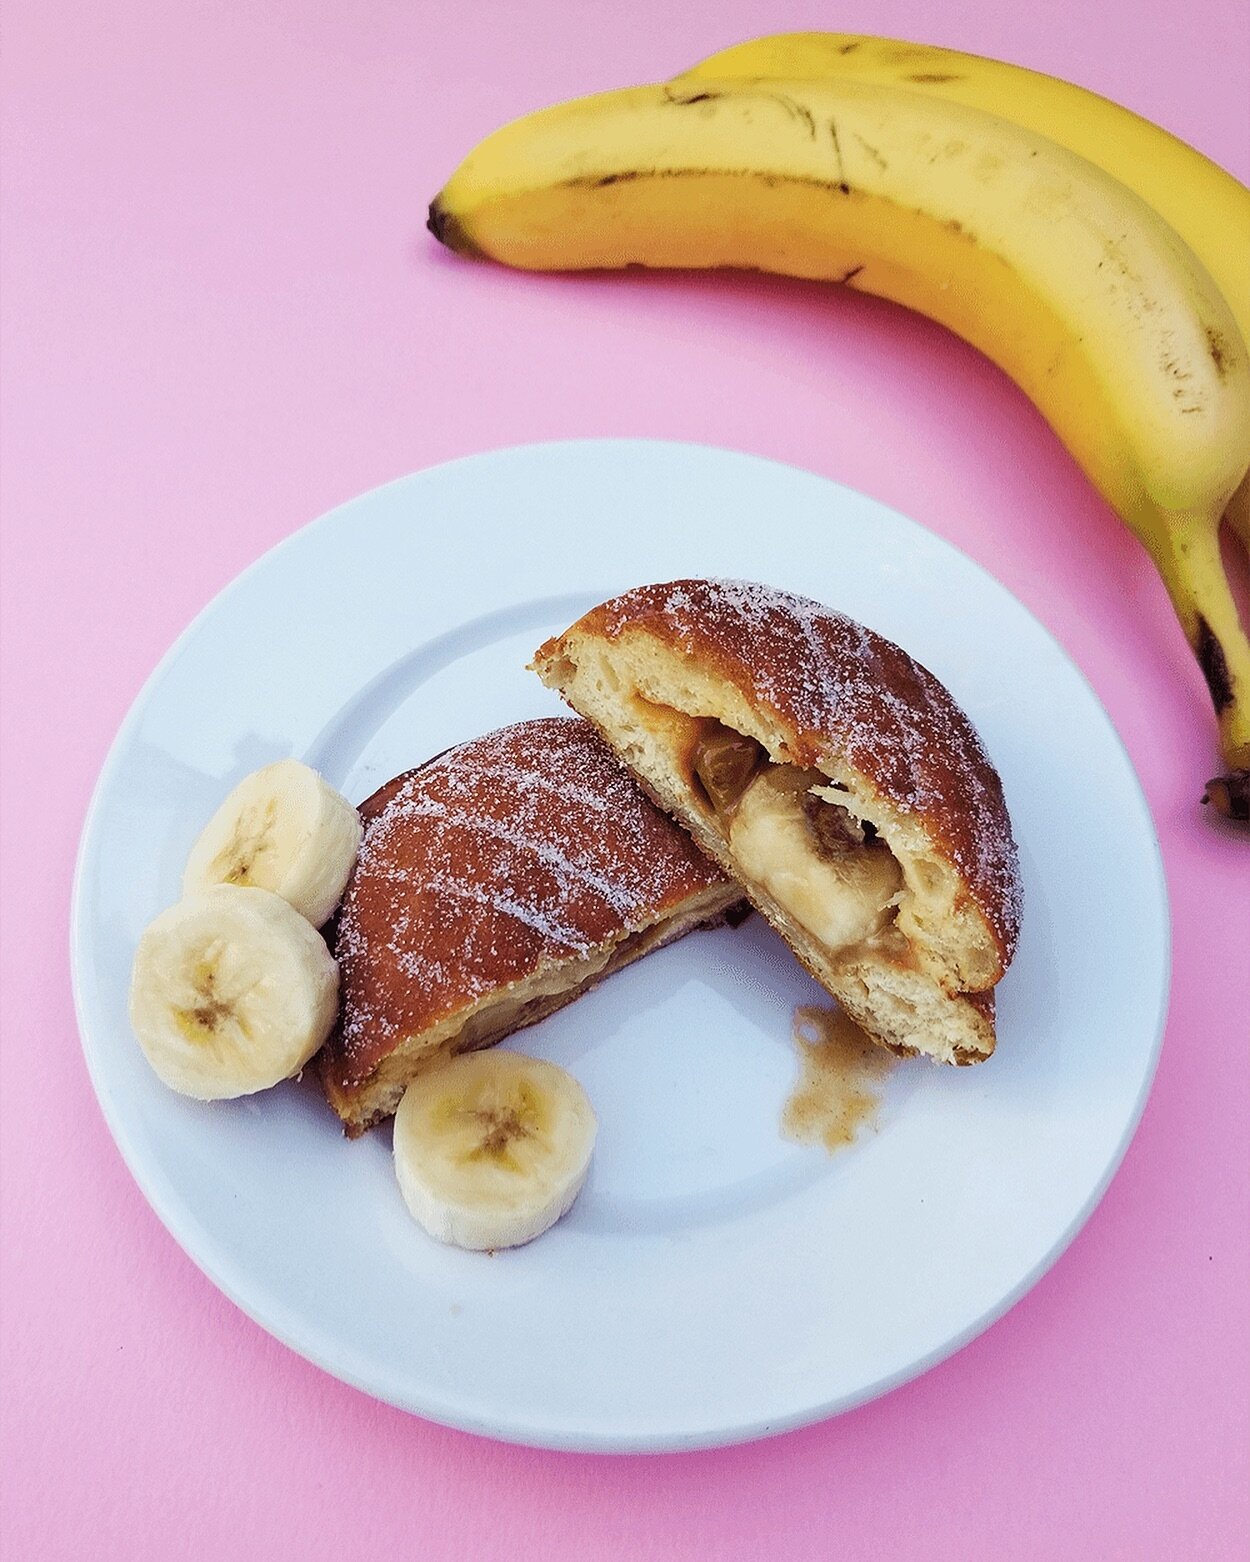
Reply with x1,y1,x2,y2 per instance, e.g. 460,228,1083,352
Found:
327,717,724,1083
595,579,1023,947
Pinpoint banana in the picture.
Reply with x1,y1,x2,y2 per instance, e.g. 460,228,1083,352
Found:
680,35,1250,376
129,884,340,1099
392,1051,597,1250
183,759,362,927
683,35,1250,813
428,78,1250,806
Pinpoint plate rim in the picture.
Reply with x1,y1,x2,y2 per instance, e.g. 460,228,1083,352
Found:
69,437,1171,1452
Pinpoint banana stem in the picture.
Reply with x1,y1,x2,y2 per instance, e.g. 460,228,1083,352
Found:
1144,512,1250,811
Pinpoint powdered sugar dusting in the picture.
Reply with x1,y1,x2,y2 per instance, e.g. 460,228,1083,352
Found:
326,717,725,1085
595,579,1022,948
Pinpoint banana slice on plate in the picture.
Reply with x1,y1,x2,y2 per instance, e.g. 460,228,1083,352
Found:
129,884,340,1099
393,1051,597,1251
182,759,362,928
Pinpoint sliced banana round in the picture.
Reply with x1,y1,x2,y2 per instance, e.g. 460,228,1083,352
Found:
182,759,362,928
129,884,340,1100
393,1051,597,1251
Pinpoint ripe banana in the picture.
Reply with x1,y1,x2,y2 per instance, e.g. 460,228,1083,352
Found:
393,1050,597,1250
129,885,340,1099
680,36,1250,394
183,759,362,927
684,34,1250,817
428,77,1250,808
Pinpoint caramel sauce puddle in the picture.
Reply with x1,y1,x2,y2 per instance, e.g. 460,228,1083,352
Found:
782,1005,895,1153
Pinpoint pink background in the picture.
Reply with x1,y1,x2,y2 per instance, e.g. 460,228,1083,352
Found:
3,0,1248,1556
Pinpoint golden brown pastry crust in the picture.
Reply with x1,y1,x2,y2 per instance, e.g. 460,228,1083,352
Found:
319,717,737,1131
534,578,1021,976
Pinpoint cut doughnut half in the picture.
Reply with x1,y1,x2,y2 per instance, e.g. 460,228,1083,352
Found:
532,580,1022,1065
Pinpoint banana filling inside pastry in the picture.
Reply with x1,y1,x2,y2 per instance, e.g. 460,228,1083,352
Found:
689,722,903,955
532,579,1023,1066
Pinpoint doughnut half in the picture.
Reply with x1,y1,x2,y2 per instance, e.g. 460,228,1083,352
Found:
532,580,1022,1065
319,717,742,1134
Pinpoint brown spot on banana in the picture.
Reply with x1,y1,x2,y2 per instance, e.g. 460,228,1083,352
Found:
827,117,851,194
767,93,817,138
1195,615,1234,712
551,169,868,203
1206,327,1233,381
906,72,966,83
661,87,723,107
852,134,889,172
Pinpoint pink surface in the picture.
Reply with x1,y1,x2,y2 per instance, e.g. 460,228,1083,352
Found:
2,0,1248,1556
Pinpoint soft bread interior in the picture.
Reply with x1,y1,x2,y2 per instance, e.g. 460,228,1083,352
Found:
534,631,997,1065
322,880,742,1135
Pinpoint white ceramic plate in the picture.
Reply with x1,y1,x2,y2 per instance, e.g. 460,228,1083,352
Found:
71,440,1168,1453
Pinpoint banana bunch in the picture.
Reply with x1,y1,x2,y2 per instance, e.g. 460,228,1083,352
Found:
427,35,1250,819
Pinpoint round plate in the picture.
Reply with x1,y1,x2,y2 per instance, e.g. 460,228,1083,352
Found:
71,440,1168,1452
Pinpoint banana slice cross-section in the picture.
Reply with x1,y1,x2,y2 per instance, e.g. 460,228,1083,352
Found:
129,884,340,1099
182,759,362,928
393,1051,597,1251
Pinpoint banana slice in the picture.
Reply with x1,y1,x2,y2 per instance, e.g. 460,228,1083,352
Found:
129,884,340,1099
183,759,362,928
393,1051,597,1250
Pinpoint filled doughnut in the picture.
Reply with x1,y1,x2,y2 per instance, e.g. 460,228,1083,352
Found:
532,580,1022,1065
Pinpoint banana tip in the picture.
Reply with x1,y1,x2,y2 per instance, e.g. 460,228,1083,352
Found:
1201,769,1250,822
427,196,483,258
